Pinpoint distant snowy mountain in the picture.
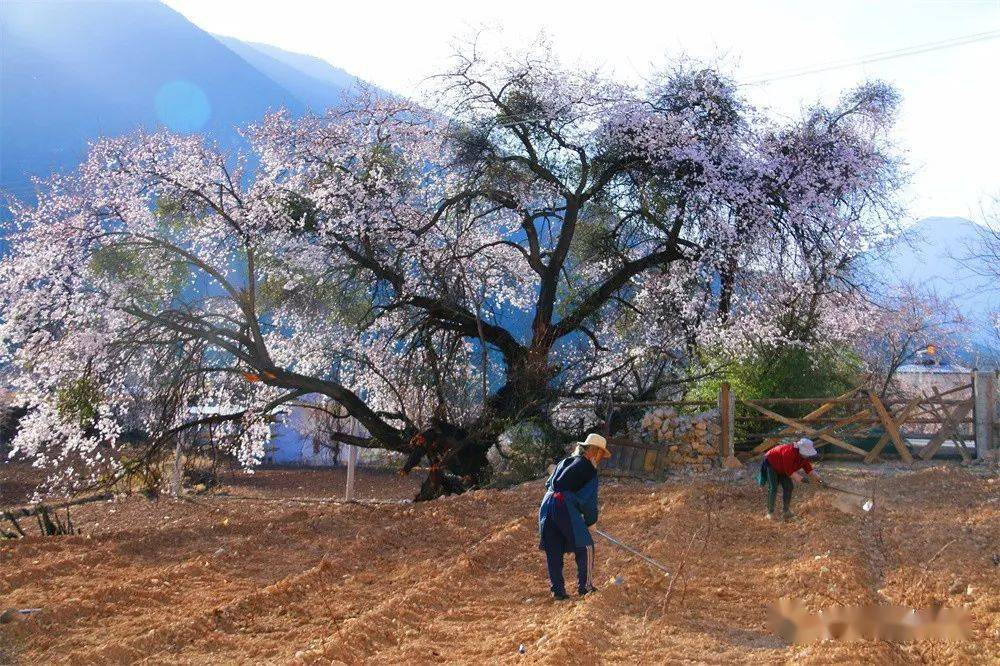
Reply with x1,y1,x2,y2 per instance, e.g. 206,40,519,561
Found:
0,0,368,202
873,216,997,351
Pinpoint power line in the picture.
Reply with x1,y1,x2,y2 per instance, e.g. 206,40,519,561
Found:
743,27,1000,86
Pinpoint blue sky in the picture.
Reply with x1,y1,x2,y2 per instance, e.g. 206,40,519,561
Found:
165,0,1000,223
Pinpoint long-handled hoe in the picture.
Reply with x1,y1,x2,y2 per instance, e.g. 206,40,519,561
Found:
817,480,875,512
594,528,671,577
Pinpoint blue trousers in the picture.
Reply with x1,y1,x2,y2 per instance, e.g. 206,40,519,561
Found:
541,516,593,595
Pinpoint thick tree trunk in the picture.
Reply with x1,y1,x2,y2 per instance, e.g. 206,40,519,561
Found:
406,345,555,499
275,336,560,502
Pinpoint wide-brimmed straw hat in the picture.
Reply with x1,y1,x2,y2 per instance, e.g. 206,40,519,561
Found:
579,433,612,460
794,437,818,457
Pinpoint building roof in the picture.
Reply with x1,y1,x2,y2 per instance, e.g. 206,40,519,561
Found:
897,362,970,374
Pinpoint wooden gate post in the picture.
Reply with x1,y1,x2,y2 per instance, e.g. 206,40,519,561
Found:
973,371,996,459
718,382,734,459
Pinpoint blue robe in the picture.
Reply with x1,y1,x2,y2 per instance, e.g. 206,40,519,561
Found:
538,455,599,552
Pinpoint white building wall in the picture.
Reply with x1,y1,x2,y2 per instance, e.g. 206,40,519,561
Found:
265,404,367,466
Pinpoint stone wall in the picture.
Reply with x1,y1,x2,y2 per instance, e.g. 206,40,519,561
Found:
638,406,722,469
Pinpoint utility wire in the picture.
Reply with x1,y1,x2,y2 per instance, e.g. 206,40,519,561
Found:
743,26,1000,85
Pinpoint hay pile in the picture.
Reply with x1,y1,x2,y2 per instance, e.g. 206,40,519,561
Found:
638,407,722,469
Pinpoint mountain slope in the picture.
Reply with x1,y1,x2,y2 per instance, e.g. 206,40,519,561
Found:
215,36,369,112
0,0,305,199
874,216,997,347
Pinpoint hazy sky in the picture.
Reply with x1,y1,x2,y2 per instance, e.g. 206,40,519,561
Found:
164,0,1000,222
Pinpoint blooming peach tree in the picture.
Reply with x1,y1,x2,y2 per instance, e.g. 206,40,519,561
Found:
0,47,904,496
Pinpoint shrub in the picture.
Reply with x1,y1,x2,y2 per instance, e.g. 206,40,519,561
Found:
690,346,862,408
688,345,864,447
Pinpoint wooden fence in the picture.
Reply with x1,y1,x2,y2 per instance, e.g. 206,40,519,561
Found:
740,383,976,463
598,370,997,475
605,436,673,476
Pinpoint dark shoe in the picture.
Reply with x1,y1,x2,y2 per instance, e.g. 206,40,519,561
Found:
553,592,570,601
578,586,598,596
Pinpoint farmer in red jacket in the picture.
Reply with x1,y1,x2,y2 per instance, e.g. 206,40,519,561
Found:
759,438,824,521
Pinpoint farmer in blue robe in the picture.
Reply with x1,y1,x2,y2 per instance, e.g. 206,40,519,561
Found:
538,433,611,600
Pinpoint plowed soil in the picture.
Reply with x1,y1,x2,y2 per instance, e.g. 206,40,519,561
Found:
1,463,997,664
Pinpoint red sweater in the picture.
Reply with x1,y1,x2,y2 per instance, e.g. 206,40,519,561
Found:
765,444,813,476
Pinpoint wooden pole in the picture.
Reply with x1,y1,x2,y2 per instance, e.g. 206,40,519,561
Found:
973,371,996,459
742,401,869,456
867,392,914,463
919,398,974,460
749,387,862,455
172,433,183,498
344,410,358,502
718,382,733,460
865,396,920,463
2,492,113,521
345,443,358,502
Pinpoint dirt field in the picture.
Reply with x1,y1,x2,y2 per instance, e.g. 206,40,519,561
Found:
1,463,998,664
